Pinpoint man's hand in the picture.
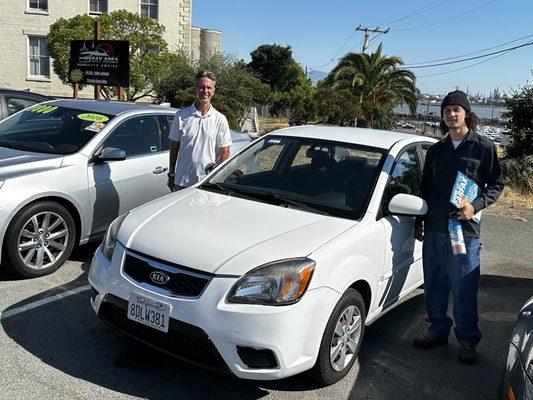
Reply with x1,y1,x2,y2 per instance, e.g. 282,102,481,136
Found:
167,177,174,192
414,223,424,241
457,203,475,220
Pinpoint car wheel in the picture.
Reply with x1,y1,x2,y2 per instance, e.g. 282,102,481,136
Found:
311,288,366,385
5,201,76,278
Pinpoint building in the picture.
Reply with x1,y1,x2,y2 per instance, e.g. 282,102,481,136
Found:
0,0,220,97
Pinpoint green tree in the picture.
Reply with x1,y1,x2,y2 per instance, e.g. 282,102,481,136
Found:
47,10,170,100
248,44,294,92
325,43,419,128
503,84,533,158
154,53,270,130
314,85,361,126
268,61,316,126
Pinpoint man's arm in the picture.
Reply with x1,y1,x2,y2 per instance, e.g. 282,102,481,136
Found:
167,140,180,191
470,142,504,213
219,146,230,163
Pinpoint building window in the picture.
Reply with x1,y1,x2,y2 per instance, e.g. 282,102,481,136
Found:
29,0,48,11
140,0,158,21
89,0,108,14
28,36,50,78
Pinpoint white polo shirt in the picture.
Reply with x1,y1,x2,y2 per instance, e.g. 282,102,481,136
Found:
169,103,232,187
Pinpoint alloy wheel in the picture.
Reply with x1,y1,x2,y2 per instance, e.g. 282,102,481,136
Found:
329,305,362,372
16,211,69,270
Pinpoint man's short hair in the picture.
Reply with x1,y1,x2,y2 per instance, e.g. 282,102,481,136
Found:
195,70,217,87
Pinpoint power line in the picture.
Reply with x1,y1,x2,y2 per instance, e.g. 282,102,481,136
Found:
416,47,517,78
380,0,451,26
404,33,533,65
404,40,533,68
392,0,498,32
311,29,357,70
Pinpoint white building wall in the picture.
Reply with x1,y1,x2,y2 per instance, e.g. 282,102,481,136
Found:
0,0,191,97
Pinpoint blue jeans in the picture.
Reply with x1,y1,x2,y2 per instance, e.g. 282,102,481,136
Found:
422,231,482,346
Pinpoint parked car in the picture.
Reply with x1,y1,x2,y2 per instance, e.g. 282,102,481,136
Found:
0,100,170,277
89,125,436,384
0,88,52,121
500,296,533,399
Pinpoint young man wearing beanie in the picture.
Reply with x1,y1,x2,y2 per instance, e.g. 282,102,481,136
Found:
412,90,504,364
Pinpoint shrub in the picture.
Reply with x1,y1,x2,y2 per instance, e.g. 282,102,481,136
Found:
501,155,533,194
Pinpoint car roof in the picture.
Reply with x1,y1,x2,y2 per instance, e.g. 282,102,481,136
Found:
0,88,51,100
270,125,431,149
42,99,176,116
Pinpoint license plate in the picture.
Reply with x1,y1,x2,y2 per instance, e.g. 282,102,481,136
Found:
127,293,170,333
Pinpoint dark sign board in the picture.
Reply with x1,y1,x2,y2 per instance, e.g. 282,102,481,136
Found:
68,40,129,87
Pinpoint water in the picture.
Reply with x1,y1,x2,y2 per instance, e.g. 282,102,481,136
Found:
394,104,507,120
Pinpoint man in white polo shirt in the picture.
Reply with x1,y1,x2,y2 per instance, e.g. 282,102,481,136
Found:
167,70,232,191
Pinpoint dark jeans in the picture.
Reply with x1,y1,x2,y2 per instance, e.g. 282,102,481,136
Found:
422,230,482,346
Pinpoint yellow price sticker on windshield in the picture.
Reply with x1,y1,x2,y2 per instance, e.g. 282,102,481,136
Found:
77,113,110,123
29,105,58,114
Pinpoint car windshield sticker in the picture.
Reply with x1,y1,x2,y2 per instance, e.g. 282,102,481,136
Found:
28,105,58,114
84,121,106,133
267,139,282,144
77,113,110,122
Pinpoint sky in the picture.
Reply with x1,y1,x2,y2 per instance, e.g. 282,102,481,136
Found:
191,0,533,96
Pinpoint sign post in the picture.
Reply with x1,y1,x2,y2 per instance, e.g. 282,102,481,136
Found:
68,40,129,100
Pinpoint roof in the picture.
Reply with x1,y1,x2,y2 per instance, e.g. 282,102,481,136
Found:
43,99,176,116
0,88,51,100
270,125,428,149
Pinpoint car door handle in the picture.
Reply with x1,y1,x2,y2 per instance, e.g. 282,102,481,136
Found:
153,166,168,175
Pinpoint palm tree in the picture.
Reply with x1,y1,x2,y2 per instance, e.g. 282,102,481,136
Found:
326,43,419,128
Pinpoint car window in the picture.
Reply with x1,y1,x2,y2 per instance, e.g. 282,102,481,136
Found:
158,115,174,151
103,115,163,157
420,143,432,163
5,96,40,116
384,147,422,204
0,105,114,154
207,135,386,221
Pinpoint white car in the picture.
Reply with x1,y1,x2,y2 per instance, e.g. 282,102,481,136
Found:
89,126,436,384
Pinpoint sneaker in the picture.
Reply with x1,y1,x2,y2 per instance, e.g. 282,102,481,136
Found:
457,344,476,365
412,331,448,349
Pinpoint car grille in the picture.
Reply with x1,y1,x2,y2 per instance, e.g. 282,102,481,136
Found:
123,253,211,297
98,294,228,373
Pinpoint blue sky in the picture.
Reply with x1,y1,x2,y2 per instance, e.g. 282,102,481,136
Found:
191,0,533,96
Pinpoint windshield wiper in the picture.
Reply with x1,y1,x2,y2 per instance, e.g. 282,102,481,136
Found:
200,182,258,201
241,190,330,215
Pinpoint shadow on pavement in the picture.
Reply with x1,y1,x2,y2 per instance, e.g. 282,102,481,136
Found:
1,269,531,399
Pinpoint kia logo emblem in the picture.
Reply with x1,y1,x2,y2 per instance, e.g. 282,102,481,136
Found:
150,271,170,285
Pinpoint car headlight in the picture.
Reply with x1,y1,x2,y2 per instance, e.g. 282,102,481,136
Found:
227,258,315,305
102,213,128,261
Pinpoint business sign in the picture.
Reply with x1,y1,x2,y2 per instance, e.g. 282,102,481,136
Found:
68,40,129,87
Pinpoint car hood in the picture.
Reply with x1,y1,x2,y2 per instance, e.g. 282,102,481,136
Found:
120,188,356,275
0,147,63,180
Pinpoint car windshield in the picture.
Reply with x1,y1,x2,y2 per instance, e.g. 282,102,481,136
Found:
0,104,115,154
202,135,386,220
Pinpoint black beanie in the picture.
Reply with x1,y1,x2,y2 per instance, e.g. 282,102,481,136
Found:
441,90,471,116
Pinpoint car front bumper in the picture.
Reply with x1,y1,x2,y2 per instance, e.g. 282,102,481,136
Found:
88,242,340,380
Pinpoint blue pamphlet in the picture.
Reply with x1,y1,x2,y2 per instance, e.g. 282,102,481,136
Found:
450,171,481,222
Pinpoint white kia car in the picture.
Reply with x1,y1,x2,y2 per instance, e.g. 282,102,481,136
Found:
89,126,435,384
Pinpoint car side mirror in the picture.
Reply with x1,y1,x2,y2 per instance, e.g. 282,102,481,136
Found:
205,162,218,175
97,147,127,162
388,193,427,216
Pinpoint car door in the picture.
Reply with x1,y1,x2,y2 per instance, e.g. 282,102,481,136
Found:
87,114,170,235
378,145,424,309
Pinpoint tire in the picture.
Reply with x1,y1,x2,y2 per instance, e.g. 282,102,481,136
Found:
311,288,366,385
5,201,76,278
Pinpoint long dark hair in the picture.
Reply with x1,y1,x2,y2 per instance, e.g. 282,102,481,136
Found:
439,111,478,135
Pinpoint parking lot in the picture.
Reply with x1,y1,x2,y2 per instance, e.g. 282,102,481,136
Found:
0,212,531,400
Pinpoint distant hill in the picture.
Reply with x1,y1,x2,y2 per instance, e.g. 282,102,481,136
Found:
307,69,328,86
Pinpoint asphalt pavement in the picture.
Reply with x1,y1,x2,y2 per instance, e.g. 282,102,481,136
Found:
0,212,531,400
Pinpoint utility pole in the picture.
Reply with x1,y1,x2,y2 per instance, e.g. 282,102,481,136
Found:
356,25,389,52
